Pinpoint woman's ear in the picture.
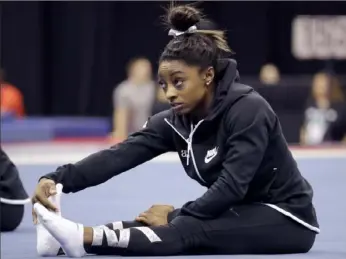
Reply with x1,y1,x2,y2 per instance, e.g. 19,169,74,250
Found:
204,66,215,87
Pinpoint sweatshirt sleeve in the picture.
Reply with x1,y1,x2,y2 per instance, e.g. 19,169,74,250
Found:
42,112,174,193
180,94,275,219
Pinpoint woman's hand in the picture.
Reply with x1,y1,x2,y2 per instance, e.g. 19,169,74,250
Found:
31,178,58,224
136,205,174,226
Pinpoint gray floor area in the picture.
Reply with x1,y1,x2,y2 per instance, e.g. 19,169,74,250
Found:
1,158,346,259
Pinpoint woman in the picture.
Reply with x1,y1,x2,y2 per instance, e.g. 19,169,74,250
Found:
32,4,319,257
301,72,345,145
112,57,156,141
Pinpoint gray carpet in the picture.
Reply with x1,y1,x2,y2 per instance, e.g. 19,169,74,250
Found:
1,157,346,259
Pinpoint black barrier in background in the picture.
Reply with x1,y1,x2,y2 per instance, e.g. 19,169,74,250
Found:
1,1,346,122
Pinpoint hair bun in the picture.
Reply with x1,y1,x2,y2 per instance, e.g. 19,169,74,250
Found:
167,5,201,32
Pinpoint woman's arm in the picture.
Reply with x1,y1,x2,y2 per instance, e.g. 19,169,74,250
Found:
41,111,174,194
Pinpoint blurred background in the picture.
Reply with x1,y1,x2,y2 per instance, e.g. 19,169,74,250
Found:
1,1,346,147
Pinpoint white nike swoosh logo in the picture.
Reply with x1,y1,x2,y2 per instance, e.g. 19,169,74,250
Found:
205,153,217,163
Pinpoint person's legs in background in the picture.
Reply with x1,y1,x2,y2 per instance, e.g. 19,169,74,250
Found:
0,203,25,232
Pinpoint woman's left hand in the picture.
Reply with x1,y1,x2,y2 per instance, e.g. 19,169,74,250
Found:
135,204,174,226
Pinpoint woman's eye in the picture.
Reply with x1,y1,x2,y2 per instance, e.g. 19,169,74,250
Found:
174,79,184,89
158,80,167,89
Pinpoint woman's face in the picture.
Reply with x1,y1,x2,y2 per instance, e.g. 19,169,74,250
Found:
129,59,152,84
260,64,280,85
312,73,330,99
157,60,214,115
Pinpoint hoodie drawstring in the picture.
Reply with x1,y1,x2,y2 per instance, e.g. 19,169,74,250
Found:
164,118,206,183
186,121,203,166
186,124,193,166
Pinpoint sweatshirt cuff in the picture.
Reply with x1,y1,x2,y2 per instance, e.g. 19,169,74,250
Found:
38,173,58,183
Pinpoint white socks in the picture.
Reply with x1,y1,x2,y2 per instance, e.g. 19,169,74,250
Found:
36,183,63,256
34,202,86,258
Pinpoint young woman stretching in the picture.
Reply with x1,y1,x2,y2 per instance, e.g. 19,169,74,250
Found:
32,4,319,257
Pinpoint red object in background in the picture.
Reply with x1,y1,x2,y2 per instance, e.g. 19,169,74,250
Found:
1,83,25,118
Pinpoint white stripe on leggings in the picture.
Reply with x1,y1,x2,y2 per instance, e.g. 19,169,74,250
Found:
103,226,119,247
112,221,124,230
134,227,162,243
91,227,104,246
263,203,320,233
0,197,31,205
117,229,131,248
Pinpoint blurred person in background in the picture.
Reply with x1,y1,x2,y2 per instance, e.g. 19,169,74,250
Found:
259,63,281,86
324,76,346,143
0,68,25,118
300,72,346,145
0,148,30,232
112,57,156,141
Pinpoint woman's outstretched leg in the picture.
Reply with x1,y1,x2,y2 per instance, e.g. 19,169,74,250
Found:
34,203,187,257
34,202,316,257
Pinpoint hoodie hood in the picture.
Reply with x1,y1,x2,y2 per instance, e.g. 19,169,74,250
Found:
205,58,253,121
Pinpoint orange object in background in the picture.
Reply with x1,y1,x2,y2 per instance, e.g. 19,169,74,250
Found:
1,83,25,118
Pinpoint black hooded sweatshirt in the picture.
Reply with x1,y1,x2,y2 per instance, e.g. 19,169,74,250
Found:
0,148,29,204
42,59,319,233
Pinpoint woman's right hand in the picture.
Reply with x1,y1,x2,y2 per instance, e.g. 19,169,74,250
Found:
32,178,58,224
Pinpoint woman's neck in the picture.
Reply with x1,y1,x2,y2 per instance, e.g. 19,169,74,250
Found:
315,97,330,109
190,85,215,123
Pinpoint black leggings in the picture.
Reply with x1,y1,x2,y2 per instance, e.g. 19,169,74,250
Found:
0,203,25,232
86,204,316,256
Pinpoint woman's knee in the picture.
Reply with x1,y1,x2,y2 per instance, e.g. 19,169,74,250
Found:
169,215,207,249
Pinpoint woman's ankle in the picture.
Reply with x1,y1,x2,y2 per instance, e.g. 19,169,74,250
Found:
83,227,93,245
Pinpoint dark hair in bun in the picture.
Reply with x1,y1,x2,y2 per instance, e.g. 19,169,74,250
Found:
160,3,232,69
167,4,202,32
